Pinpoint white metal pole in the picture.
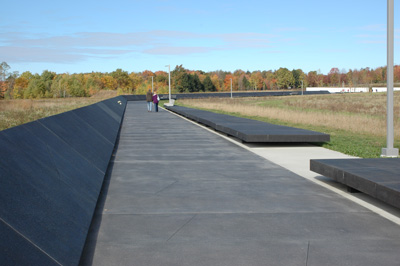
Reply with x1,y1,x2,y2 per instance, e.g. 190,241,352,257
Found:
382,0,398,157
151,76,153,93
302,80,303,95
230,78,233,98
166,65,171,104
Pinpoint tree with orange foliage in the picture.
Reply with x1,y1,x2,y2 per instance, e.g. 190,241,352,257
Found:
0,62,10,98
250,71,264,90
13,72,32,98
224,74,233,91
211,74,221,91
142,70,154,79
154,71,168,85
101,75,118,90
394,65,400,83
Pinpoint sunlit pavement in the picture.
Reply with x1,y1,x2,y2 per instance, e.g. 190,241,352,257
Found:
81,101,400,266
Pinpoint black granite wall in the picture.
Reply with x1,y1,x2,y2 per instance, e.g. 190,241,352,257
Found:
0,96,127,265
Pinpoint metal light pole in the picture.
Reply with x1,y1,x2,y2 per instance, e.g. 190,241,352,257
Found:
151,76,153,93
230,78,233,98
382,0,398,157
301,80,304,96
165,65,171,104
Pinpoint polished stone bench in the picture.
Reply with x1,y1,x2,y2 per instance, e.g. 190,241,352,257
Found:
310,158,400,209
165,105,330,143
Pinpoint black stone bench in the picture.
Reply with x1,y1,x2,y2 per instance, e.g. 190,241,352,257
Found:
0,96,127,265
310,158,400,209
165,105,330,143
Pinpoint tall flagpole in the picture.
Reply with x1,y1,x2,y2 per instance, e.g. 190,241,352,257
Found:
382,0,398,157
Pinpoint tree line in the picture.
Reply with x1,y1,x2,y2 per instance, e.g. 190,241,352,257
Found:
1,61,400,99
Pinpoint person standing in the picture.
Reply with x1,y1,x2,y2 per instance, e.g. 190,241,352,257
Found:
152,90,159,112
146,89,153,112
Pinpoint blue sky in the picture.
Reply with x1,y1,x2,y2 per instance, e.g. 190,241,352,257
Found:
1,0,399,75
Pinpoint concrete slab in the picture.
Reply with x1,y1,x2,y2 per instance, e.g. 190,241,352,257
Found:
82,102,400,266
165,105,329,142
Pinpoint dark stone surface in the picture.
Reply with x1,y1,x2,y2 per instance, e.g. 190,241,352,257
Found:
38,111,114,173
99,96,127,118
166,105,330,143
310,158,400,209
0,127,93,265
0,96,126,265
0,221,59,265
72,104,120,144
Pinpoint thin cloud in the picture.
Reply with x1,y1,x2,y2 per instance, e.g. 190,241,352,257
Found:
0,46,85,63
3,32,155,48
0,30,278,63
143,46,216,55
0,46,132,63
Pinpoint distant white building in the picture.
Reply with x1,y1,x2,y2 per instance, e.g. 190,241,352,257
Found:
306,87,400,93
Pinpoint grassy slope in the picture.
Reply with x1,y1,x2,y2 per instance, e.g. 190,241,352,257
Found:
0,91,117,131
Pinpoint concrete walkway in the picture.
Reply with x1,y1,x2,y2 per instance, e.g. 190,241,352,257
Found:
82,101,400,266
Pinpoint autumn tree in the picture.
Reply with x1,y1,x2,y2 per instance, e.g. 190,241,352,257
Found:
292,69,305,88
248,71,262,90
141,70,154,79
155,71,168,84
211,74,222,91
224,74,233,91
327,68,340,86
263,71,276,90
306,71,318,87
101,75,118,90
172,65,188,92
193,74,204,92
371,68,384,84
0,62,10,98
394,66,400,83
68,74,87,97
51,74,68,97
84,72,103,95
4,63,400,99
275,68,295,89
13,71,33,98
111,69,132,93
203,75,216,92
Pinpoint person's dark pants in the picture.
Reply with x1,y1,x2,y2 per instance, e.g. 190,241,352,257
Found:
154,102,158,112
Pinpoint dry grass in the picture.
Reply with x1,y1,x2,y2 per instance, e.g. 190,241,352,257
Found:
0,91,118,131
178,93,400,137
